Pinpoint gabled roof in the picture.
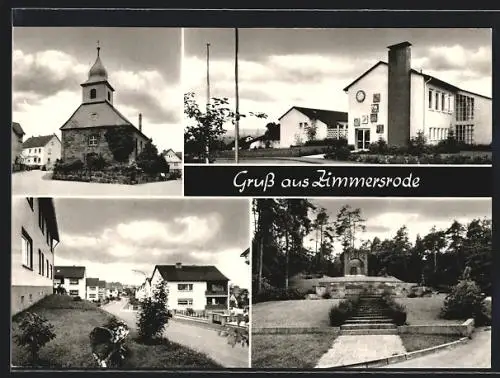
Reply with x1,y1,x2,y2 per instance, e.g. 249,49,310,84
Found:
12,122,25,137
163,148,182,163
154,265,229,282
39,198,60,241
86,278,99,286
54,266,86,279
22,134,58,149
279,106,348,126
175,152,182,160
98,280,106,288
343,61,492,100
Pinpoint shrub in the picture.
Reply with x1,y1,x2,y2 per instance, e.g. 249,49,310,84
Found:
15,312,56,364
253,286,305,303
440,279,488,325
329,297,359,326
137,279,170,341
54,159,84,174
381,291,407,325
86,152,108,170
368,139,389,154
407,292,417,298
321,291,332,299
73,296,82,301
105,126,135,162
186,308,195,316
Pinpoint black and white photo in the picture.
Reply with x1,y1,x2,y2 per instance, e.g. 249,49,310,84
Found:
12,27,183,196
11,197,250,369
184,28,491,165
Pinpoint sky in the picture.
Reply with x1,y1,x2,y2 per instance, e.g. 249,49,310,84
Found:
51,198,251,288
306,198,491,253
184,28,492,135
12,27,183,152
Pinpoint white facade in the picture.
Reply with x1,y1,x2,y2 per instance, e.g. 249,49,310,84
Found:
86,284,99,301
163,149,182,172
345,63,492,149
54,273,87,298
278,108,329,148
12,198,59,315
22,135,62,169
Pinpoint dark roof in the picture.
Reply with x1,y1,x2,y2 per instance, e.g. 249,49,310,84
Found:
22,134,57,149
343,61,492,100
154,265,229,282
388,41,412,50
54,266,85,279
39,198,60,241
86,278,99,286
280,106,348,126
12,122,25,137
175,152,182,160
98,280,106,288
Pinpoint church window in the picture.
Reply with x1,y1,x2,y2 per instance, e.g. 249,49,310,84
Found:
90,89,97,99
88,135,98,147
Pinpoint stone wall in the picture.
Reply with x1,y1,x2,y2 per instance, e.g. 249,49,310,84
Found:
398,319,475,337
317,280,415,299
52,169,165,185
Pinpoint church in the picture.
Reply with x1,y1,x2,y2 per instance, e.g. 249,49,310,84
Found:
60,44,151,163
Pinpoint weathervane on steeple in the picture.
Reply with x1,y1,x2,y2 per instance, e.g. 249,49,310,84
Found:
97,40,100,57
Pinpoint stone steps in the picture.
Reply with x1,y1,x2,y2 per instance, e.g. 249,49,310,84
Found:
344,318,393,324
340,328,399,335
341,323,397,330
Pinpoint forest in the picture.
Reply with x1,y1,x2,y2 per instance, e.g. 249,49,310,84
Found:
252,199,492,302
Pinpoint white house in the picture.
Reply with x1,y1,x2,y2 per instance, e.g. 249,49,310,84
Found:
12,122,25,167
278,106,348,148
11,197,60,315
22,134,62,169
343,41,492,150
98,280,106,301
54,266,86,298
135,278,152,300
163,149,182,173
86,277,99,301
150,263,230,313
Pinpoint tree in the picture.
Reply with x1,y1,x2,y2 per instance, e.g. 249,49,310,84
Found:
104,126,135,163
137,279,170,341
15,312,56,365
311,207,334,271
334,205,366,252
306,119,318,142
462,218,492,294
263,122,280,142
184,92,267,161
136,140,169,174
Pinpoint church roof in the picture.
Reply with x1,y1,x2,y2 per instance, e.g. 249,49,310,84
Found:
83,45,109,85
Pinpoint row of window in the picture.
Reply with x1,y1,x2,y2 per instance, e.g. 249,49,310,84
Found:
28,148,42,154
428,89,453,113
38,250,52,279
456,124,475,144
456,94,475,122
428,127,449,142
178,299,193,306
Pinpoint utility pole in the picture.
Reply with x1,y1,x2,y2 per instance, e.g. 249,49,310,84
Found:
205,43,211,164
234,28,240,164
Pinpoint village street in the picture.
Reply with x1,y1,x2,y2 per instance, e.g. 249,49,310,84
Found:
102,299,249,368
12,170,182,196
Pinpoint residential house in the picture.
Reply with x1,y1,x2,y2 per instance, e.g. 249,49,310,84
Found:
54,266,87,298
278,106,348,148
86,277,99,301
12,197,60,315
59,45,150,164
98,280,106,301
163,149,182,173
12,122,25,167
22,134,62,169
343,41,492,149
150,263,229,312
135,278,151,301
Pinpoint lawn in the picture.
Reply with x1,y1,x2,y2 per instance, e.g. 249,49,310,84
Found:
289,275,329,293
400,334,461,352
395,295,464,325
251,334,335,368
252,299,341,328
11,295,222,369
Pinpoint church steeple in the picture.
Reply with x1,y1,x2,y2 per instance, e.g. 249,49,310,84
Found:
81,41,115,105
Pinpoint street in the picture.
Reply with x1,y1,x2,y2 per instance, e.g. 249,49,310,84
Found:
385,328,491,368
103,299,249,368
12,170,182,196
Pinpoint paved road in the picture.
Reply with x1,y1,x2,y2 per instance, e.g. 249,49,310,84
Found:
103,299,249,368
12,170,182,196
385,328,491,368
212,157,355,165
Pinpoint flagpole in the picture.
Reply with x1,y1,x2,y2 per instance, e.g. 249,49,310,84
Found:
206,43,211,164
234,28,240,164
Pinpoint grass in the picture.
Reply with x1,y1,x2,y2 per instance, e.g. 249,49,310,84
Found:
252,299,341,328
400,334,461,352
395,295,464,325
11,295,222,369
251,334,335,368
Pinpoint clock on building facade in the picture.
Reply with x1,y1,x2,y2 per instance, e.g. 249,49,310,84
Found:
356,90,366,103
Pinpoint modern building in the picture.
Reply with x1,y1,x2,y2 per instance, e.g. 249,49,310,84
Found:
54,266,87,298
343,41,492,150
21,134,62,169
150,263,230,312
163,149,182,173
86,277,99,301
278,106,348,148
12,197,60,315
12,122,25,167
59,44,151,164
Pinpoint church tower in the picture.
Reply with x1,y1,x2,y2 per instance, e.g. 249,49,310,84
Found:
80,42,115,105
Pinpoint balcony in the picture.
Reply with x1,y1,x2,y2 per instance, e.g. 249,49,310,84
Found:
205,290,228,297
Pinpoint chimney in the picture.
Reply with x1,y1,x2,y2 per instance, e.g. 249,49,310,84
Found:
387,41,412,147
138,113,142,132
175,262,182,269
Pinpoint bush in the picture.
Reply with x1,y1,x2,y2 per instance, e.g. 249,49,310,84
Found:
14,312,56,364
329,297,359,326
86,152,108,170
73,296,82,302
440,279,488,325
321,291,332,299
186,308,195,316
381,291,407,325
53,159,84,174
368,139,389,154
253,286,305,303
137,279,170,341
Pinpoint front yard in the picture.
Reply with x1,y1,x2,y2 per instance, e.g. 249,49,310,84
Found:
11,295,221,369
396,295,464,325
251,334,336,368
